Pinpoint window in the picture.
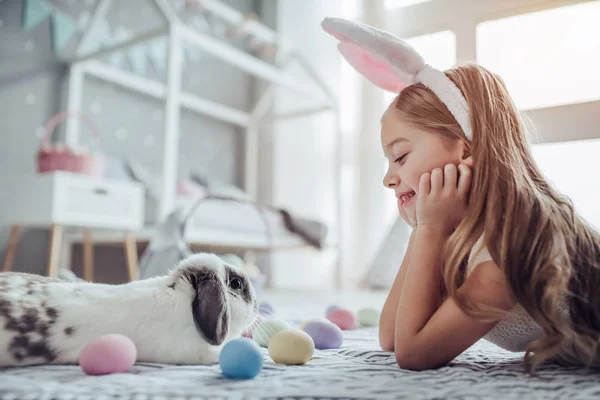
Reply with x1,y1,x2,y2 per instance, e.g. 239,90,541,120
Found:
382,30,456,108
477,1,600,110
385,0,431,9
531,138,600,230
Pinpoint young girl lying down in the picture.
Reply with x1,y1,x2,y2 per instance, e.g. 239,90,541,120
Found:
322,17,600,373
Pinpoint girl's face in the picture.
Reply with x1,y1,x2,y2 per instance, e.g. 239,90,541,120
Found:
381,108,468,223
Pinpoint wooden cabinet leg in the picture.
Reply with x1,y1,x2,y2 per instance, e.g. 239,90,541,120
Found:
47,224,63,278
83,229,94,281
2,225,21,272
124,231,138,282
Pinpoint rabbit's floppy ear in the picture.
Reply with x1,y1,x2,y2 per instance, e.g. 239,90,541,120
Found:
321,17,425,92
191,269,229,346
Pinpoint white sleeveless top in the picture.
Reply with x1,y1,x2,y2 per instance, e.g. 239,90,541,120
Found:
467,236,545,352
467,237,597,367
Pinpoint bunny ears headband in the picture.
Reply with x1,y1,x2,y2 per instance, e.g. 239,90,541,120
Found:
321,17,472,140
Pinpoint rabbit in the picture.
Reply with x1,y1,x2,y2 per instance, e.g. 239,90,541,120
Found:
0,252,258,367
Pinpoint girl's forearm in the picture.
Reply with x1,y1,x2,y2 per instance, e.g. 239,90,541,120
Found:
394,227,447,347
379,228,417,351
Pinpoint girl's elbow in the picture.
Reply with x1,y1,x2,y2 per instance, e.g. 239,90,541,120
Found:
394,348,445,371
379,333,394,352
395,350,426,371
380,339,394,352
378,322,395,351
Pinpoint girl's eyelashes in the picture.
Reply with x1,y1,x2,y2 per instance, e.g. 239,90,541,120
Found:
394,153,408,164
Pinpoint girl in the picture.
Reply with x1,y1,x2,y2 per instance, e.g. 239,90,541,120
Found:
322,17,600,373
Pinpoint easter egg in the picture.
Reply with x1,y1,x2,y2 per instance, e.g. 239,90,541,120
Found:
258,302,275,317
79,334,137,375
325,304,341,316
302,320,343,349
252,318,291,347
242,263,262,278
327,308,357,330
358,307,381,327
219,254,244,269
219,338,263,379
242,315,264,338
298,317,330,330
268,329,314,365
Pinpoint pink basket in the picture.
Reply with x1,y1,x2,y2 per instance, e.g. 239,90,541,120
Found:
37,111,105,177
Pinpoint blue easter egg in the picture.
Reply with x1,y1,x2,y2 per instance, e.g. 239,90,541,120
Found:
219,338,263,379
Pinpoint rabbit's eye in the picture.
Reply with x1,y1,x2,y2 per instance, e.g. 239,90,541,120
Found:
230,277,243,290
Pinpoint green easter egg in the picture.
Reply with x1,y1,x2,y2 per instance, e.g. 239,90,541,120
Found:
357,307,380,327
242,263,261,278
252,319,291,348
219,254,244,269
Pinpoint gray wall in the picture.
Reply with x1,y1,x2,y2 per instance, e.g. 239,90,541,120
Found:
0,0,268,282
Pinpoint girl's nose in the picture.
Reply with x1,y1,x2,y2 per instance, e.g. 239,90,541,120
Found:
383,171,399,188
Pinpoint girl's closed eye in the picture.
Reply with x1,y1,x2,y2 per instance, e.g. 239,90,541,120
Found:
395,153,408,164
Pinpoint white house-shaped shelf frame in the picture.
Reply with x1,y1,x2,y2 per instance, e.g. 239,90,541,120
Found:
63,0,343,288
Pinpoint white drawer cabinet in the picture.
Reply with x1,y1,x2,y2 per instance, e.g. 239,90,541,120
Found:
0,172,145,281
0,171,144,230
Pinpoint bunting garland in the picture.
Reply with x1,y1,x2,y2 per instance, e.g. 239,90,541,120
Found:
22,0,52,32
20,0,257,76
50,11,77,53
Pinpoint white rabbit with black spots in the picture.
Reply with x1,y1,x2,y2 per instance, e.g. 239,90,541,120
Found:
0,253,258,367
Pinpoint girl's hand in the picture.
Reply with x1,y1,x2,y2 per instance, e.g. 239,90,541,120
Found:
416,163,472,235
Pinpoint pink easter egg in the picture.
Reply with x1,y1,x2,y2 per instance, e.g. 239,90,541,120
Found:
325,304,341,316
326,309,357,330
79,334,137,375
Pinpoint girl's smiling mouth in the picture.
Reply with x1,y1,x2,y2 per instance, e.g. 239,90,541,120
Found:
396,190,416,206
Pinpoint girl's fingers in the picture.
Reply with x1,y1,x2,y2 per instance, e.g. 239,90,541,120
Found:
457,163,472,195
419,172,431,196
430,168,443,194
444,163,458,190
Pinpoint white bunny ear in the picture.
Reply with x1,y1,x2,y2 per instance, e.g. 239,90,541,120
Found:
321,17,473,140
321,17,425,91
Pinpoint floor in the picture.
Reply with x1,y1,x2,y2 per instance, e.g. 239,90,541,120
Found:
258,289,388,315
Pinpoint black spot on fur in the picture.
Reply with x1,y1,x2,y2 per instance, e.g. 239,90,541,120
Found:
5,308,39,334
64,326,75,336
46,307,58,321
168,282,176,290
0,298,11,317
225,267,253,304
27,289,34,295
10,335,56,363
38,324,49,336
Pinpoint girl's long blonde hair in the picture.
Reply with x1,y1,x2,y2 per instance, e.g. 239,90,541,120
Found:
393,63,600,373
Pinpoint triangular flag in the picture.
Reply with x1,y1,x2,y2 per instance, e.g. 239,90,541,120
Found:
22,0,52,32
50,11,76,53
101,33,125,68
78,18,110,56
107,52,125,68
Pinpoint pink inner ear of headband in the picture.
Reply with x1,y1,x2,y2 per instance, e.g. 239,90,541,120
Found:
321,17,473,140
339,42,407,92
